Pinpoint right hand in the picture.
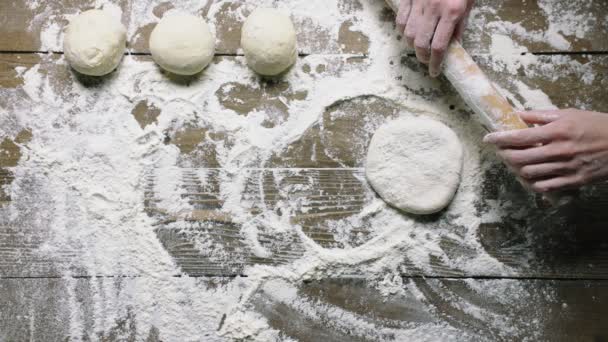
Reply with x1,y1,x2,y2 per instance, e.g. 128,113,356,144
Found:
395,0,474,77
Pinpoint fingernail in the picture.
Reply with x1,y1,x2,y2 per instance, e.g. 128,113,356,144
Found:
430,70,439,78
483,134,494,143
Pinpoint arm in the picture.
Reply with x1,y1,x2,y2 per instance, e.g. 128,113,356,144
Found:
395,0,475,77
484,109,608,193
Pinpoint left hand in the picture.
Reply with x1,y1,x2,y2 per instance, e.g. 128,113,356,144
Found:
483,109,608,193
396,0,475,77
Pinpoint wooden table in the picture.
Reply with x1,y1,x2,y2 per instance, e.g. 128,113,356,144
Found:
1,0,608,340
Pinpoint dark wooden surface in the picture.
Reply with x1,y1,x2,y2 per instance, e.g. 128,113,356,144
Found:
1,0,607,54
1,277,607,341
1,0,608,340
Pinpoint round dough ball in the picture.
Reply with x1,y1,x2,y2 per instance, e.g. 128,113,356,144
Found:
63,10,126,76
241,8,297,76
365,117,464,215
149,13,216,76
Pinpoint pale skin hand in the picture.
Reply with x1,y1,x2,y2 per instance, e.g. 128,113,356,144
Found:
484,109,608,193
395,0,475,77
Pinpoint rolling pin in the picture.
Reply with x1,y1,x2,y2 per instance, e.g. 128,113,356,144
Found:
385,0,571,206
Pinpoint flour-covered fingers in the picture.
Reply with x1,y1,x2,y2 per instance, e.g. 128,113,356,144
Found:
396,0,413,34
484,126,552,148
531,174,587,193
404,0,424,48
518,110,564,125
519,162,576,180
428,18,456,77
497,144,565,167
414,1,441,64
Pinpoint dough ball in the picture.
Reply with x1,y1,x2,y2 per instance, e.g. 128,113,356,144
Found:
241,8,297,76
149,13,215,76
64,10,127,76
365,117,464,215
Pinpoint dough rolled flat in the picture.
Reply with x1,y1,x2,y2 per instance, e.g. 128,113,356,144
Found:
365,117,464,215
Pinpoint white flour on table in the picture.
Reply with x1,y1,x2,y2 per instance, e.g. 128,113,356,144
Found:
2,0,597,340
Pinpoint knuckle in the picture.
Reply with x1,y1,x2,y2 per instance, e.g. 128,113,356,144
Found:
531,183,549,193
396,16,408,27
446,2,466,17
414,40,430,51
568,173,586,186
404,29,416,42
552,125,570,140
430,42,446,55
508,154,525,166
555,120,577,139
560,161,577,173
428,0,442,11
520,166,535,179
558,143,578,158
499,150,516,165
573,173,588,185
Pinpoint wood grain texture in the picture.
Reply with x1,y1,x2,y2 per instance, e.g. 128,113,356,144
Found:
2,1,608,339
0,0,606,54
252,278,608,341
142,166,608,279
0,0,131,52
1,54,608,279
1,277,606,341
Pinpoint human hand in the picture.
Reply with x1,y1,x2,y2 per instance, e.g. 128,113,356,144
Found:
484,109,608,193
395,0,474,77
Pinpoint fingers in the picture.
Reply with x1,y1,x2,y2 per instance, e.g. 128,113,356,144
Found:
404,0,423,48
414,2,441,64
531,174,586,193
498,142,579,166
429,18,456,77
518,110,564,125
399,0,470,76
396,0,412,34
483,126,554,148
520,161,575,180
498,144,566,166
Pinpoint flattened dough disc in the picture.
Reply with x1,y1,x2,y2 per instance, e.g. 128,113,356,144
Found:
366,117,464,215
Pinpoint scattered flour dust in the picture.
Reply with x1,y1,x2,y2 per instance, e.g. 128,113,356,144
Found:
1,0,590,340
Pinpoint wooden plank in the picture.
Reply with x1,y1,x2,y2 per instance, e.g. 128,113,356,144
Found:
2,277,606,341
0,0,131,52
1,0,606,54
478,54,608,112
0,129,31,205
0,277,202,341
251,278,608,341
470,0,608,53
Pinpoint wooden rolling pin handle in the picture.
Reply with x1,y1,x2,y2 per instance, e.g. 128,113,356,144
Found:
385,0,572,206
